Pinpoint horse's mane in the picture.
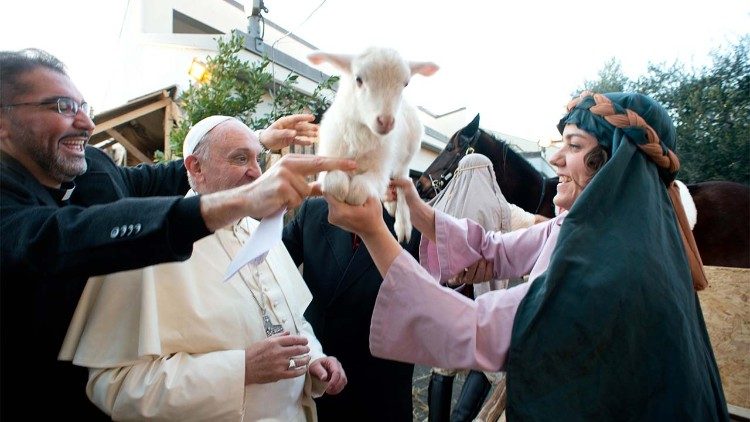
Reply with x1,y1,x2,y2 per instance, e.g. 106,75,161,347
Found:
478,129,542,180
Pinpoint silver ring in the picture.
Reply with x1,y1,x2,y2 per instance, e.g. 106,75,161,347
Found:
288,358,296,370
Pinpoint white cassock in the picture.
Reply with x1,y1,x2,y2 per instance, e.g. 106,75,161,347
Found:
59,216,326,421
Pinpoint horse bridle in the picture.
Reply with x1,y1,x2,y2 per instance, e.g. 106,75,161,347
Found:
428,129,481,196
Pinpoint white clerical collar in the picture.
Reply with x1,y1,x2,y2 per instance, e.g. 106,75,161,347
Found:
45,181,76,203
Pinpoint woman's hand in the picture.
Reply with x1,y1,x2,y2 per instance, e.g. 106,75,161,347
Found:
451,259,495,285
388,178,436,242
386,178,421,208
325,194,404,278
325,194,388,239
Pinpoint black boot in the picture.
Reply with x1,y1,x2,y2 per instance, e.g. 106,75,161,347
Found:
450,370,491,422
428,373,454,422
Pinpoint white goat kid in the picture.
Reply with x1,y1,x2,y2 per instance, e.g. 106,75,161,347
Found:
309,47,438,243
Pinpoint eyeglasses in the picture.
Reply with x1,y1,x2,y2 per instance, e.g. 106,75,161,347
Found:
1,97,92,118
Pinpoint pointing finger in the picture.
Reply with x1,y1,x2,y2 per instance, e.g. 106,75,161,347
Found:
280,154,356,176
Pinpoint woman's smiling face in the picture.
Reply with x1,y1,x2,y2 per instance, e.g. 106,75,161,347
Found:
549,124,599,211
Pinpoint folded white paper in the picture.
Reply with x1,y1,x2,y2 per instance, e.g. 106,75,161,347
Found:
223,208,285,281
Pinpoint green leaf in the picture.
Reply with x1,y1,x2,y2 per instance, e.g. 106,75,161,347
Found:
167,32,337,162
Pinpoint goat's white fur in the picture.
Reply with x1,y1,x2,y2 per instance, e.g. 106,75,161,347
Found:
309,47,438,242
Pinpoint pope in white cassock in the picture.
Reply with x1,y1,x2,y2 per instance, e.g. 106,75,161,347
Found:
60,115,347,421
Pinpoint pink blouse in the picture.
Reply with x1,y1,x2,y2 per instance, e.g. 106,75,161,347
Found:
369,210,565,371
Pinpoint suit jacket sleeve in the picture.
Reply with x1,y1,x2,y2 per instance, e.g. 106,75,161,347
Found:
87,350,246,421
114,153,191,198
0,148,210,278
282,200,307,267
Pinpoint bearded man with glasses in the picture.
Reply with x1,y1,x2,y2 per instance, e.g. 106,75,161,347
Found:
0,48,356,419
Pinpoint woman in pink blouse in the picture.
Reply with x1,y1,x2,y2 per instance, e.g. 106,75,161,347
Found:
324,92,727,421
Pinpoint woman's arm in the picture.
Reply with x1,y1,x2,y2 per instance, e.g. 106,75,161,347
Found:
325,189,553,282
369,250,533,371
324,192,538,372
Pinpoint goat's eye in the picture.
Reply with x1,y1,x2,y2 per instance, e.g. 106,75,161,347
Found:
404,80,409,87
356,76,363,87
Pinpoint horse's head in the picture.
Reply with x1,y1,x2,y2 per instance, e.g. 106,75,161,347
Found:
417,113,559,217
417,114,482,200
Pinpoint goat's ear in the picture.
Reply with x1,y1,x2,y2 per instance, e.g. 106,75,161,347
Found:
410,61,439,77
308,52,353,72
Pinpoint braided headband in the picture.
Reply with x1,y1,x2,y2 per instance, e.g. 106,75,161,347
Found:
566,91,680,175
566,91,707,290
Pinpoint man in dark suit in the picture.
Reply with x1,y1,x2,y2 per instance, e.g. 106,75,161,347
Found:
283,197,420,421
0,48,354,419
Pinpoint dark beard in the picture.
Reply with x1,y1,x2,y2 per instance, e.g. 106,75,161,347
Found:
12,119,88,183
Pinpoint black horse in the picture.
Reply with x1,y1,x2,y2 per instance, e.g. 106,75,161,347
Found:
417,114,749,268
417,114,558,218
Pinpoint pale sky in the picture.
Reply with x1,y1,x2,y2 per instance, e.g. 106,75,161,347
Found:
264,0,749,141
1,0,748,142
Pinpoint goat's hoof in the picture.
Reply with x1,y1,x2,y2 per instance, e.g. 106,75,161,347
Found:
323,171,350,202
345,187,369,206
346,176,374,205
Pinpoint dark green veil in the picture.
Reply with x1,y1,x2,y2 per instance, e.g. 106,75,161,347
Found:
506,93,728,421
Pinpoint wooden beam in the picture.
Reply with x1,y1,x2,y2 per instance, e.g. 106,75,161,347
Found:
93,139,118,149
117,124,152,154
105,128,152,164
93,98,171,135
728,404,750,420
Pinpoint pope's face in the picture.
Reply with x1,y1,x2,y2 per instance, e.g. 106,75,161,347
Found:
192,120,263,194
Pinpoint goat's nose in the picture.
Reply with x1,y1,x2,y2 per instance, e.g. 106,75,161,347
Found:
376,115,395,134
